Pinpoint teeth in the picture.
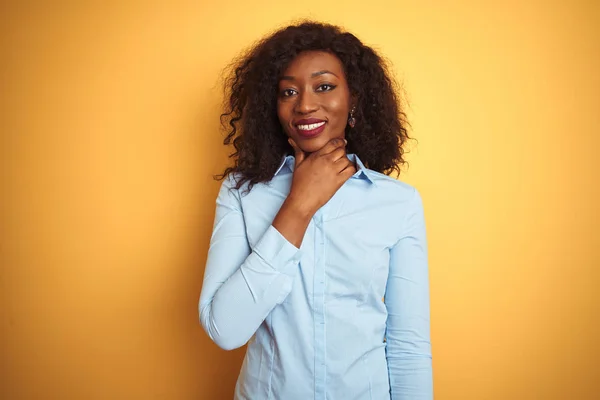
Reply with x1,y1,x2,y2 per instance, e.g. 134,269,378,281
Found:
297,122,325,130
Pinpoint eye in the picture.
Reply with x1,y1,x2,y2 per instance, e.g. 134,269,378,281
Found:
280,88,297,97
316,83,336,92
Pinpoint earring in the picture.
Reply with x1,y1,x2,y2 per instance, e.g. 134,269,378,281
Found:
348,107,356,128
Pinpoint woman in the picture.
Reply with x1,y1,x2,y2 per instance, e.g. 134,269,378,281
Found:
199,21,432,400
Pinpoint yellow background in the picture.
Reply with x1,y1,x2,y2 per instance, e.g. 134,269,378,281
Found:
1,1,598,399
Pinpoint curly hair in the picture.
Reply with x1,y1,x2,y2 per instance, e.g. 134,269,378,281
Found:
217,20,411,191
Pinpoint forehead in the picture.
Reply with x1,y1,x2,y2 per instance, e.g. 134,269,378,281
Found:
281,51,346,78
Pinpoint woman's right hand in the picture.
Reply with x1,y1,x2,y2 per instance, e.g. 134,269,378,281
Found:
286,137,357,217
272,137,356,248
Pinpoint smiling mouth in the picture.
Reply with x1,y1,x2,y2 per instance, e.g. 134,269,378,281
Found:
295,121,327,138
297,121,326,131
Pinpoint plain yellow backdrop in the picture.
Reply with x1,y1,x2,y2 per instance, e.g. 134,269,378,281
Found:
1,1,598,399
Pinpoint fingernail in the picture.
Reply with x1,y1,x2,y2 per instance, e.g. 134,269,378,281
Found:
344,139,347,144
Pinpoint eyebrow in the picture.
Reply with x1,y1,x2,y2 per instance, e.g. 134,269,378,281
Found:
280,70,339,81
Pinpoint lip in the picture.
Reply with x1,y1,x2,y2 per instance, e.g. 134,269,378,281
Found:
294,118,327,138
294,118,325,125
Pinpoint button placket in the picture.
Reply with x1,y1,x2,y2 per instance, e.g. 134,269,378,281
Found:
313,207,327,399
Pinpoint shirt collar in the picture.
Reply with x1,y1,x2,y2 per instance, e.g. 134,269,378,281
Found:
274,153,376,185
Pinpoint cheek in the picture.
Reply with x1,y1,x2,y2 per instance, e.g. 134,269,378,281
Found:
329,101,348,123
277,102,291,125
325,93,350,122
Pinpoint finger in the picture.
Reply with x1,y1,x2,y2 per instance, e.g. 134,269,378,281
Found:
327,147,347,163
337,157,355,174
288,138,306,165
340,163,357,177
316,137,347,156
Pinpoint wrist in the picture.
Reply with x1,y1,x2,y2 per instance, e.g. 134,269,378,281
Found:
282,193,316,220
272,194,314,249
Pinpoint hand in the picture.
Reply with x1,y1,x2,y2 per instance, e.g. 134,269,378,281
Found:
286,137,357,216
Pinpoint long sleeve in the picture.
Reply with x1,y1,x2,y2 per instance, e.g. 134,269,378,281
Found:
198,176,302,350
385,188,433,399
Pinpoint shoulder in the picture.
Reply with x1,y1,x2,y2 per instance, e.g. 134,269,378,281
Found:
220,172,244,190
220,172,257,193
368,170,424,209
216,173,249,204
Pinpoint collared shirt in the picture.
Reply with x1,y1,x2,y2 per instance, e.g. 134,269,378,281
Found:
199,154,433,400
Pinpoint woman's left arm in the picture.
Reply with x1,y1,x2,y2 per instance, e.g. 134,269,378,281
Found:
385,188,433,399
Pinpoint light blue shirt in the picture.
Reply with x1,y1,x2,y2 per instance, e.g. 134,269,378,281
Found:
199,154,433,400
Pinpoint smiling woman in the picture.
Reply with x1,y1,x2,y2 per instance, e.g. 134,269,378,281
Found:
199,21,432,400
215,21,409,192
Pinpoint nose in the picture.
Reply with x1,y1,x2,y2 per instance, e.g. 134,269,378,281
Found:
294,90,318,114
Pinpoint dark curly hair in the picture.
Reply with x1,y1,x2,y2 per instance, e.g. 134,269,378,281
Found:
217,20,411,191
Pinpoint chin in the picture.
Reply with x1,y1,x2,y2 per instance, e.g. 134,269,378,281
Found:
296,135,335,153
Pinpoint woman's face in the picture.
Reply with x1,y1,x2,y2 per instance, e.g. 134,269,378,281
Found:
277,51,352,154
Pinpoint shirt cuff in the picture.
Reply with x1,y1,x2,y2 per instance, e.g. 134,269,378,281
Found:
253,225,302,274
